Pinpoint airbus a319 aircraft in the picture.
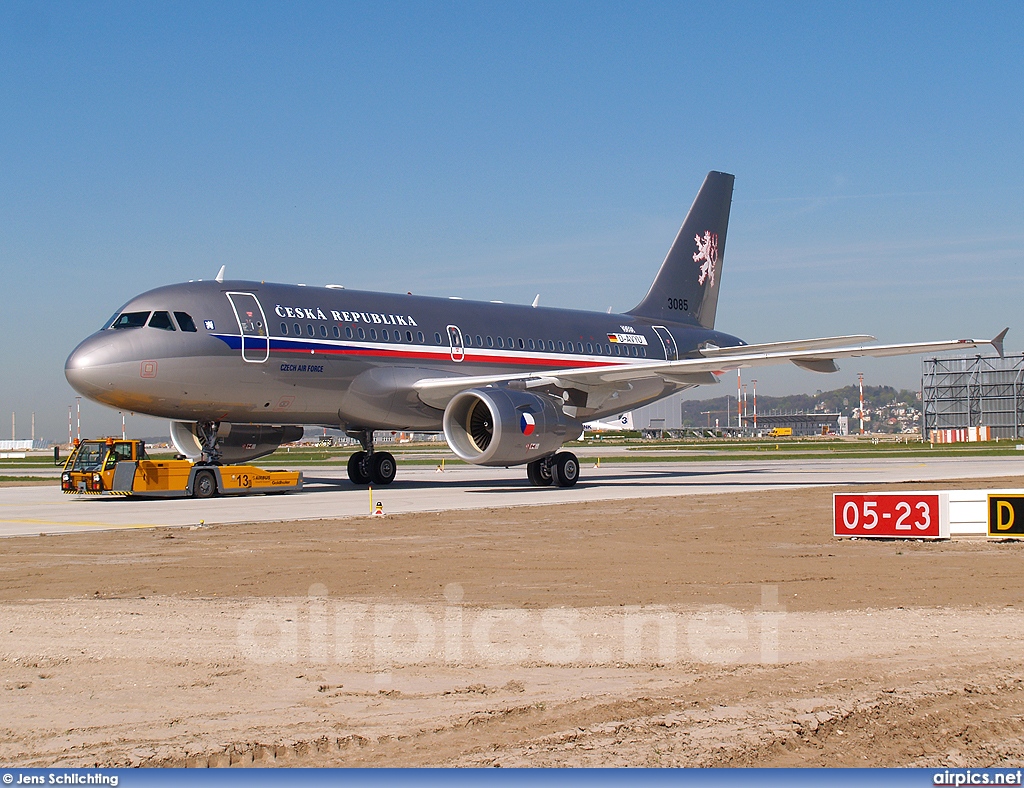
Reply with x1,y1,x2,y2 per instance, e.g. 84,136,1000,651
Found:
65,172,1005,488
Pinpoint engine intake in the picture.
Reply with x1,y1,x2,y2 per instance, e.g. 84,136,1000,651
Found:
170,421,304,464
442,388,582,467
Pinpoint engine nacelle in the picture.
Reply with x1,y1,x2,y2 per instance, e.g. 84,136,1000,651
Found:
442,388,582,467
170,421,304,464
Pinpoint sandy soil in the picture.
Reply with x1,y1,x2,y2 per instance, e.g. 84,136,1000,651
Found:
2,476,1024,767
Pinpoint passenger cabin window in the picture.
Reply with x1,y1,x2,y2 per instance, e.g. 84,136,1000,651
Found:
486,336,494,348
358,328,365,339
174,312,198,332
293,323,301,335
333,326,341,338
370,328,377,340
418,331,424,343
406,330,413,342
148,311,176,331
320,325,328,338
528,339,535,350
382,329,390,341
111,311,150,329
281,323,288,335
435,332,442,344
346,327,353,339
306,324,314,337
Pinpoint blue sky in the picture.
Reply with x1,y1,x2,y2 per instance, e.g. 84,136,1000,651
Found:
2,2,1022,441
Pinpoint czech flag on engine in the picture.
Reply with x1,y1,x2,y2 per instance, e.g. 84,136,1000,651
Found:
520,412,536,436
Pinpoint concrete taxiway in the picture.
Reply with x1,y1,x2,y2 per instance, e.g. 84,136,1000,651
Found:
1,456,1022,538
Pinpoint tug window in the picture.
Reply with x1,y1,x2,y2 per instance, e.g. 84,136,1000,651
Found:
148,311,175,331
174,312,198,332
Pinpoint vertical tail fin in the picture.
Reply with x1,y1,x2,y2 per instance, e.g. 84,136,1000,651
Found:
627,171,734,329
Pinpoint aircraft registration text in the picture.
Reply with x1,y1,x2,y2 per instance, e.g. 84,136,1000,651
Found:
607,333,648,345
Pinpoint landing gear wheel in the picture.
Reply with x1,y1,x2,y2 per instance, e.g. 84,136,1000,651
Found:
370,452,397,485
551,452,580,488
347,451,371,484
526,458,553,486
192,469,217,499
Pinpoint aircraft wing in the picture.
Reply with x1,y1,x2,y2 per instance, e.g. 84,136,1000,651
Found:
413,330,1007,411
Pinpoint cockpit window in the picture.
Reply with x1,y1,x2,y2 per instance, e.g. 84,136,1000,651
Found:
110,311,150,329
148,311,176,331
174,312,197,332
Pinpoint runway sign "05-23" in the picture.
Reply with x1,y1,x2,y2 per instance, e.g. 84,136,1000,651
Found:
833,493,948,539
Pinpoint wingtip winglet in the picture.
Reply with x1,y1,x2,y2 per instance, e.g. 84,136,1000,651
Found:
992,327,1009,358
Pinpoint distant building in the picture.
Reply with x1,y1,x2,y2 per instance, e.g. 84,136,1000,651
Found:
750,413,843,437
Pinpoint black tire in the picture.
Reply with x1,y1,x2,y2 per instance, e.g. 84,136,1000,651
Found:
192,469,217,499
551,452,580,488
370,452,397,486
347,451,370,484
526,458,553,486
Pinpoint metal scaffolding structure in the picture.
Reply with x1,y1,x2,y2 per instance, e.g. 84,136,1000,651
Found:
922,354,1024,440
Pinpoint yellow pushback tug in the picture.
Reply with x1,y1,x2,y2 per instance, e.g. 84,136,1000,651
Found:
61,438,302,498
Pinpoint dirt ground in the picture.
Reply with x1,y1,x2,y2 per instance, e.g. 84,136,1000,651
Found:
2,476,1024,767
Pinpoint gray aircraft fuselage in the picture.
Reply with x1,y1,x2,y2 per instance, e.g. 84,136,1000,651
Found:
65,280,744,432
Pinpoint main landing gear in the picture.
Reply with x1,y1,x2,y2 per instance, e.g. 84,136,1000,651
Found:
526,451,579,488
345,429,397,486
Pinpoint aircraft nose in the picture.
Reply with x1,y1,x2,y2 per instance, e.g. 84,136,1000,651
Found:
65,333,118,399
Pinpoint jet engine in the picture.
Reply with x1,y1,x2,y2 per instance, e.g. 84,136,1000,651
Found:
170,421,304,464
442,388,582,467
